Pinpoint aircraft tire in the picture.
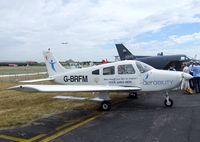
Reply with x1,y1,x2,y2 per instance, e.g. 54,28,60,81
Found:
101,101,111,111
164,98,173,107
128,92,138,99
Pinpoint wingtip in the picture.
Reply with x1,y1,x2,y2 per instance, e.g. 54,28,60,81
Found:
7,85,22,90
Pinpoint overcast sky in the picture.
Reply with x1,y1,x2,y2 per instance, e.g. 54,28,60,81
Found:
1,0,200,62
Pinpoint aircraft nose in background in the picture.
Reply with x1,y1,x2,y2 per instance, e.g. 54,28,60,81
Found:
182,73,193,80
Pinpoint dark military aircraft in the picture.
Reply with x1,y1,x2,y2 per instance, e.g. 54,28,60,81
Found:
116,44,191,71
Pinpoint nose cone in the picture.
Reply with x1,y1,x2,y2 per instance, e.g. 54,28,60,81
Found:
182,73,193,80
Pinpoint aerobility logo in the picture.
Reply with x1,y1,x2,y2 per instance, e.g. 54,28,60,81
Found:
143,73,173,86
45,56,57,72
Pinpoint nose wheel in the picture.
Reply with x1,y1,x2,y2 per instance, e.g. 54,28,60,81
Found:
164,95,173,107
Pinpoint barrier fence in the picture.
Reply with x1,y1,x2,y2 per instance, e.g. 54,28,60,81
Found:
0,72,48,83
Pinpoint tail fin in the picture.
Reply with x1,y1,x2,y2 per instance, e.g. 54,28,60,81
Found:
43,49,66,77
115,44,136,60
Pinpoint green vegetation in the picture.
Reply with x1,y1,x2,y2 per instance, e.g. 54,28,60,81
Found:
0,66,46,74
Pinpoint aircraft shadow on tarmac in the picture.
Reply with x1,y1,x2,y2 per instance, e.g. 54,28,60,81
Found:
112,91,200,111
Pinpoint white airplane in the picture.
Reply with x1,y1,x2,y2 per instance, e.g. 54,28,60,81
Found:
9,49,193,111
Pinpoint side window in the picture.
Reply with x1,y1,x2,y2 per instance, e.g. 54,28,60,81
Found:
118,64,135,74
103,66,115,75
92,69,99,75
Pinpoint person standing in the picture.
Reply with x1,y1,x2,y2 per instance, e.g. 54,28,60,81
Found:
189,62,195,89
192,63,200,93
182,63,192,94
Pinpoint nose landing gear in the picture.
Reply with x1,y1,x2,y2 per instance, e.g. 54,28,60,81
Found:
164,92,173,107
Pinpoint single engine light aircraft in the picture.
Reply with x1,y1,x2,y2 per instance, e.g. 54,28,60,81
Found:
9,49,193,111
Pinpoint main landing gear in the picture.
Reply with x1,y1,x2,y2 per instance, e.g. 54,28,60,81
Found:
164,92,173,107
100,101,111,111
100,91,138,111
99,92,111,111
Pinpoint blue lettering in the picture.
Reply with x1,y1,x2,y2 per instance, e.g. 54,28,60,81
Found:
143,80,173,86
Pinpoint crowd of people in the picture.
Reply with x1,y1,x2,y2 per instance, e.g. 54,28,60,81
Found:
181,62,200,94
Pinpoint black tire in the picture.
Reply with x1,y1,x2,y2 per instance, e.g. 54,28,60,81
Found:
164,98,173,107
100,101,111,111
128,92,138,99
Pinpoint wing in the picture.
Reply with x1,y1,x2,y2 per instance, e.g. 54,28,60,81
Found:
9,84,141,92
53,96,107,102
20,77,54,83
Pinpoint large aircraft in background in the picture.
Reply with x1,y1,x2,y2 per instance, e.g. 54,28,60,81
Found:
10,49,192,111
116,44,191,71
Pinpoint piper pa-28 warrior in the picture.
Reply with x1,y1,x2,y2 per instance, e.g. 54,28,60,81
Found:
10,49,193,111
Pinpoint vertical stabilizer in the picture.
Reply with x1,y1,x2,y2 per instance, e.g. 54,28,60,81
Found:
115,44,136,60
43,49,66,77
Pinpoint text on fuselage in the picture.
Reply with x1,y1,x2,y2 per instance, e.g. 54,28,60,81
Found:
64,75,88,82
143,80,173,85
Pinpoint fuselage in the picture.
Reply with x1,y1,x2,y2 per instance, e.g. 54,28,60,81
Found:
53,60,186,92
138,55,190,70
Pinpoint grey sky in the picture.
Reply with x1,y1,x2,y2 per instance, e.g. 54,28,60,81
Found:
1,0,200,62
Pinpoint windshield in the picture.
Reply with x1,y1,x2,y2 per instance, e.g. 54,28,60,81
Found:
136,61,154,73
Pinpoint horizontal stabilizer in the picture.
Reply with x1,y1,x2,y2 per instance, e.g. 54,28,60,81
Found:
9,84,141,92
19,77,54,83
54,96,105,102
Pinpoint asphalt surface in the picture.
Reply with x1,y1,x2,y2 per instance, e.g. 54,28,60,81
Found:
1,91,200,142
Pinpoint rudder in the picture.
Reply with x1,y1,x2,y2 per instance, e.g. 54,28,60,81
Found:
115,44,136,60
43,49,66,77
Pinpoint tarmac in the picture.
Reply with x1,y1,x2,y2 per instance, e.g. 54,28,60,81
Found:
1,90,200,142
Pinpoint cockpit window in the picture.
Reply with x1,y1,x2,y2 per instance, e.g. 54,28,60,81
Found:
180,56,191,61
118,64,135,74
136,61,153,73
180,56,186,61
185,57,190,61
